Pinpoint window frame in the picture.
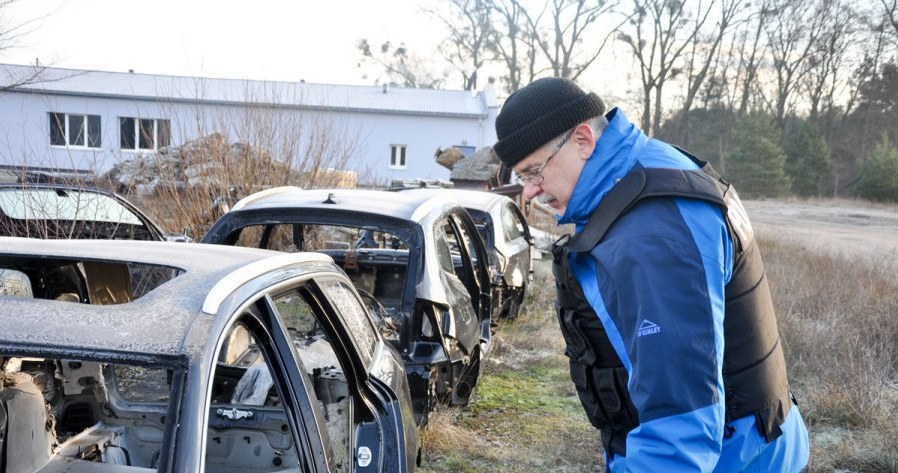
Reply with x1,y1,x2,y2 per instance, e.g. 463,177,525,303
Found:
48,112,102,149
119,116,171,152
389,144,408,170
202,298,328,473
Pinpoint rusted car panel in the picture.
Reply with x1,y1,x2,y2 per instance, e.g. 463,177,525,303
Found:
401,189,533,319
202,189,494,424
0,237,418,472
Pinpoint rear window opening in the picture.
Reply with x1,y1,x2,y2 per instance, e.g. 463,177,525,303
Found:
0,187,157,240
0,258,182,304
233,223,411,307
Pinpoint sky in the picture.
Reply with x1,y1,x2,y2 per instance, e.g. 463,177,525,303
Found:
3,0,446,86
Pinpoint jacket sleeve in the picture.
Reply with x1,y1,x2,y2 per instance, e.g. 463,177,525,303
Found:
570,198,732,472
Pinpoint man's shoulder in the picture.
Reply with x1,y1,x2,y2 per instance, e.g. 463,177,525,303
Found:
596,196,723,247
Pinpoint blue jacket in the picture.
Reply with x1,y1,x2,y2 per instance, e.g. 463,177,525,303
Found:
560,108,810,472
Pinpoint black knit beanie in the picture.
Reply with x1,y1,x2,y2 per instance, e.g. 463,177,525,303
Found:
494,77,605,168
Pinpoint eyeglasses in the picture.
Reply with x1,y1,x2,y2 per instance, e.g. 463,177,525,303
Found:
514,128,574,186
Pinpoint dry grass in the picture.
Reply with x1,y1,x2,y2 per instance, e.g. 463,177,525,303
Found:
418,258,604,473
761,236,898,472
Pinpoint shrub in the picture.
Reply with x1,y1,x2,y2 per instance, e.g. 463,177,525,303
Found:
726,112,791,198
783,121,833,197
857,134,898,202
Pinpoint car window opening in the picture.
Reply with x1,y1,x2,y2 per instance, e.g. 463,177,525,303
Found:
0,356,176,472
0,259,183,304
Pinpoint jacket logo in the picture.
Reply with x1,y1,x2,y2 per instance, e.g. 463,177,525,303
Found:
637,320,661,337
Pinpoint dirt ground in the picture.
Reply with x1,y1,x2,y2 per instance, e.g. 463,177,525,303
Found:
743,198,898,276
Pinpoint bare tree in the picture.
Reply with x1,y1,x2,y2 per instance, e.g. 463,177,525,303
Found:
880,0,898,38
429,0,495,90
485,0,535,93
800,0,859,121
731,1,772,115
763,0,826,127
0,0,53,90
618,0,719,135
671,0,744,144
524,0,622,80
356,39,447,89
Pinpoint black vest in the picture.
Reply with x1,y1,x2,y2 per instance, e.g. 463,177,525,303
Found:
551,155,793,457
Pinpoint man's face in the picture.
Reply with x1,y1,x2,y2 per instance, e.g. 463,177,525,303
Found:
513,125,592,216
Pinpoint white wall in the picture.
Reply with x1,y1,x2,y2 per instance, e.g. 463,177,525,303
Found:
0,90,497,185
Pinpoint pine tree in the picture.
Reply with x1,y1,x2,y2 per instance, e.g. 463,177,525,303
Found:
857,135,898,202
783,121,833,197
725,112,791,198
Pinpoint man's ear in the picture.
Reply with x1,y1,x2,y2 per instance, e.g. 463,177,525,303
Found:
573,123,597,161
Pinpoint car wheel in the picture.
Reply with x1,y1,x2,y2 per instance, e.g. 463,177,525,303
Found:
501,284,526,320
450,347,481,407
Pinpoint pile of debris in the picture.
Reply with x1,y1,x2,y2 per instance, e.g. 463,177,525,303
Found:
101,134,289,196
435,146,504,189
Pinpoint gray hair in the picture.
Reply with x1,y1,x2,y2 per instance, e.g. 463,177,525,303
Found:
543,115,608,152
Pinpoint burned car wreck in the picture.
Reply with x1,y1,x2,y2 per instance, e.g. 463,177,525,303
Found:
0,237,418,472
202,188,493,423
400,189,532,319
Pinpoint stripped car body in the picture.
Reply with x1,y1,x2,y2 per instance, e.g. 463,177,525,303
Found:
0,238,418,472
400,189,532,319
202,188,493,423
0,183,184,241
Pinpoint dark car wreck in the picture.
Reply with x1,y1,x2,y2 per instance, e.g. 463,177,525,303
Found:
202,188,493,424
0,183,187,241
0,237,418,472
400,189,532,319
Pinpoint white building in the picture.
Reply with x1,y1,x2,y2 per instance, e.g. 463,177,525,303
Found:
0,64,499,184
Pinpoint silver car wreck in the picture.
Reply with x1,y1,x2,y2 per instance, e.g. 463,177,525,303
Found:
0,238,418,472
202,188,494,424
400,189,532,319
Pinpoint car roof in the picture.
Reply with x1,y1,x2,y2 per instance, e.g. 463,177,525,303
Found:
0,237,331,361
399,188,511,213
231,188,454,222
0,182,116,193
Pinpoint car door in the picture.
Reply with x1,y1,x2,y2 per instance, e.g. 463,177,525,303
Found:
447,211,493,346
498,202,533,290
306,276,416,472
203,301,332,473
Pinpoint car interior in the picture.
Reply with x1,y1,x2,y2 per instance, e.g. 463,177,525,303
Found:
233,223,412,342
0,263,356,473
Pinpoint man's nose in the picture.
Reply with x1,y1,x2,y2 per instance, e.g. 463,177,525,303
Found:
522,181,542,200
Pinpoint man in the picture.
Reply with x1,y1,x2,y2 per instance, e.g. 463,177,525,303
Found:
493,77,809,472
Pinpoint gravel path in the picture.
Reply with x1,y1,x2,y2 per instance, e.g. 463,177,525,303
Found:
744,199,898,271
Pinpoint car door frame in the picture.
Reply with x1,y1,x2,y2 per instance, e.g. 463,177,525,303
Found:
179,268,336,472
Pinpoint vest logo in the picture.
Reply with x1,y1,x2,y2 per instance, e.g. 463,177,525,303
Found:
637,320,661,337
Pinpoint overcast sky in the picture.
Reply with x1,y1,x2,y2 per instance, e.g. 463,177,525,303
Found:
3,0,444,86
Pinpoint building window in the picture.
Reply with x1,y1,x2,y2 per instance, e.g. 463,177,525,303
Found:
49,113,101,148
120,117,171,151
390,144,407,169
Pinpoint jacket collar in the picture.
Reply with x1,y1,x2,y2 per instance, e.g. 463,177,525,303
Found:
558,108,649,227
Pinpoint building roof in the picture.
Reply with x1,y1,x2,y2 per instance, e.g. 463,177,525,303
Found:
0,63,498,118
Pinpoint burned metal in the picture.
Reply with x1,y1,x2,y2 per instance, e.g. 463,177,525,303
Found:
0,238,419,472
203,188,494,425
